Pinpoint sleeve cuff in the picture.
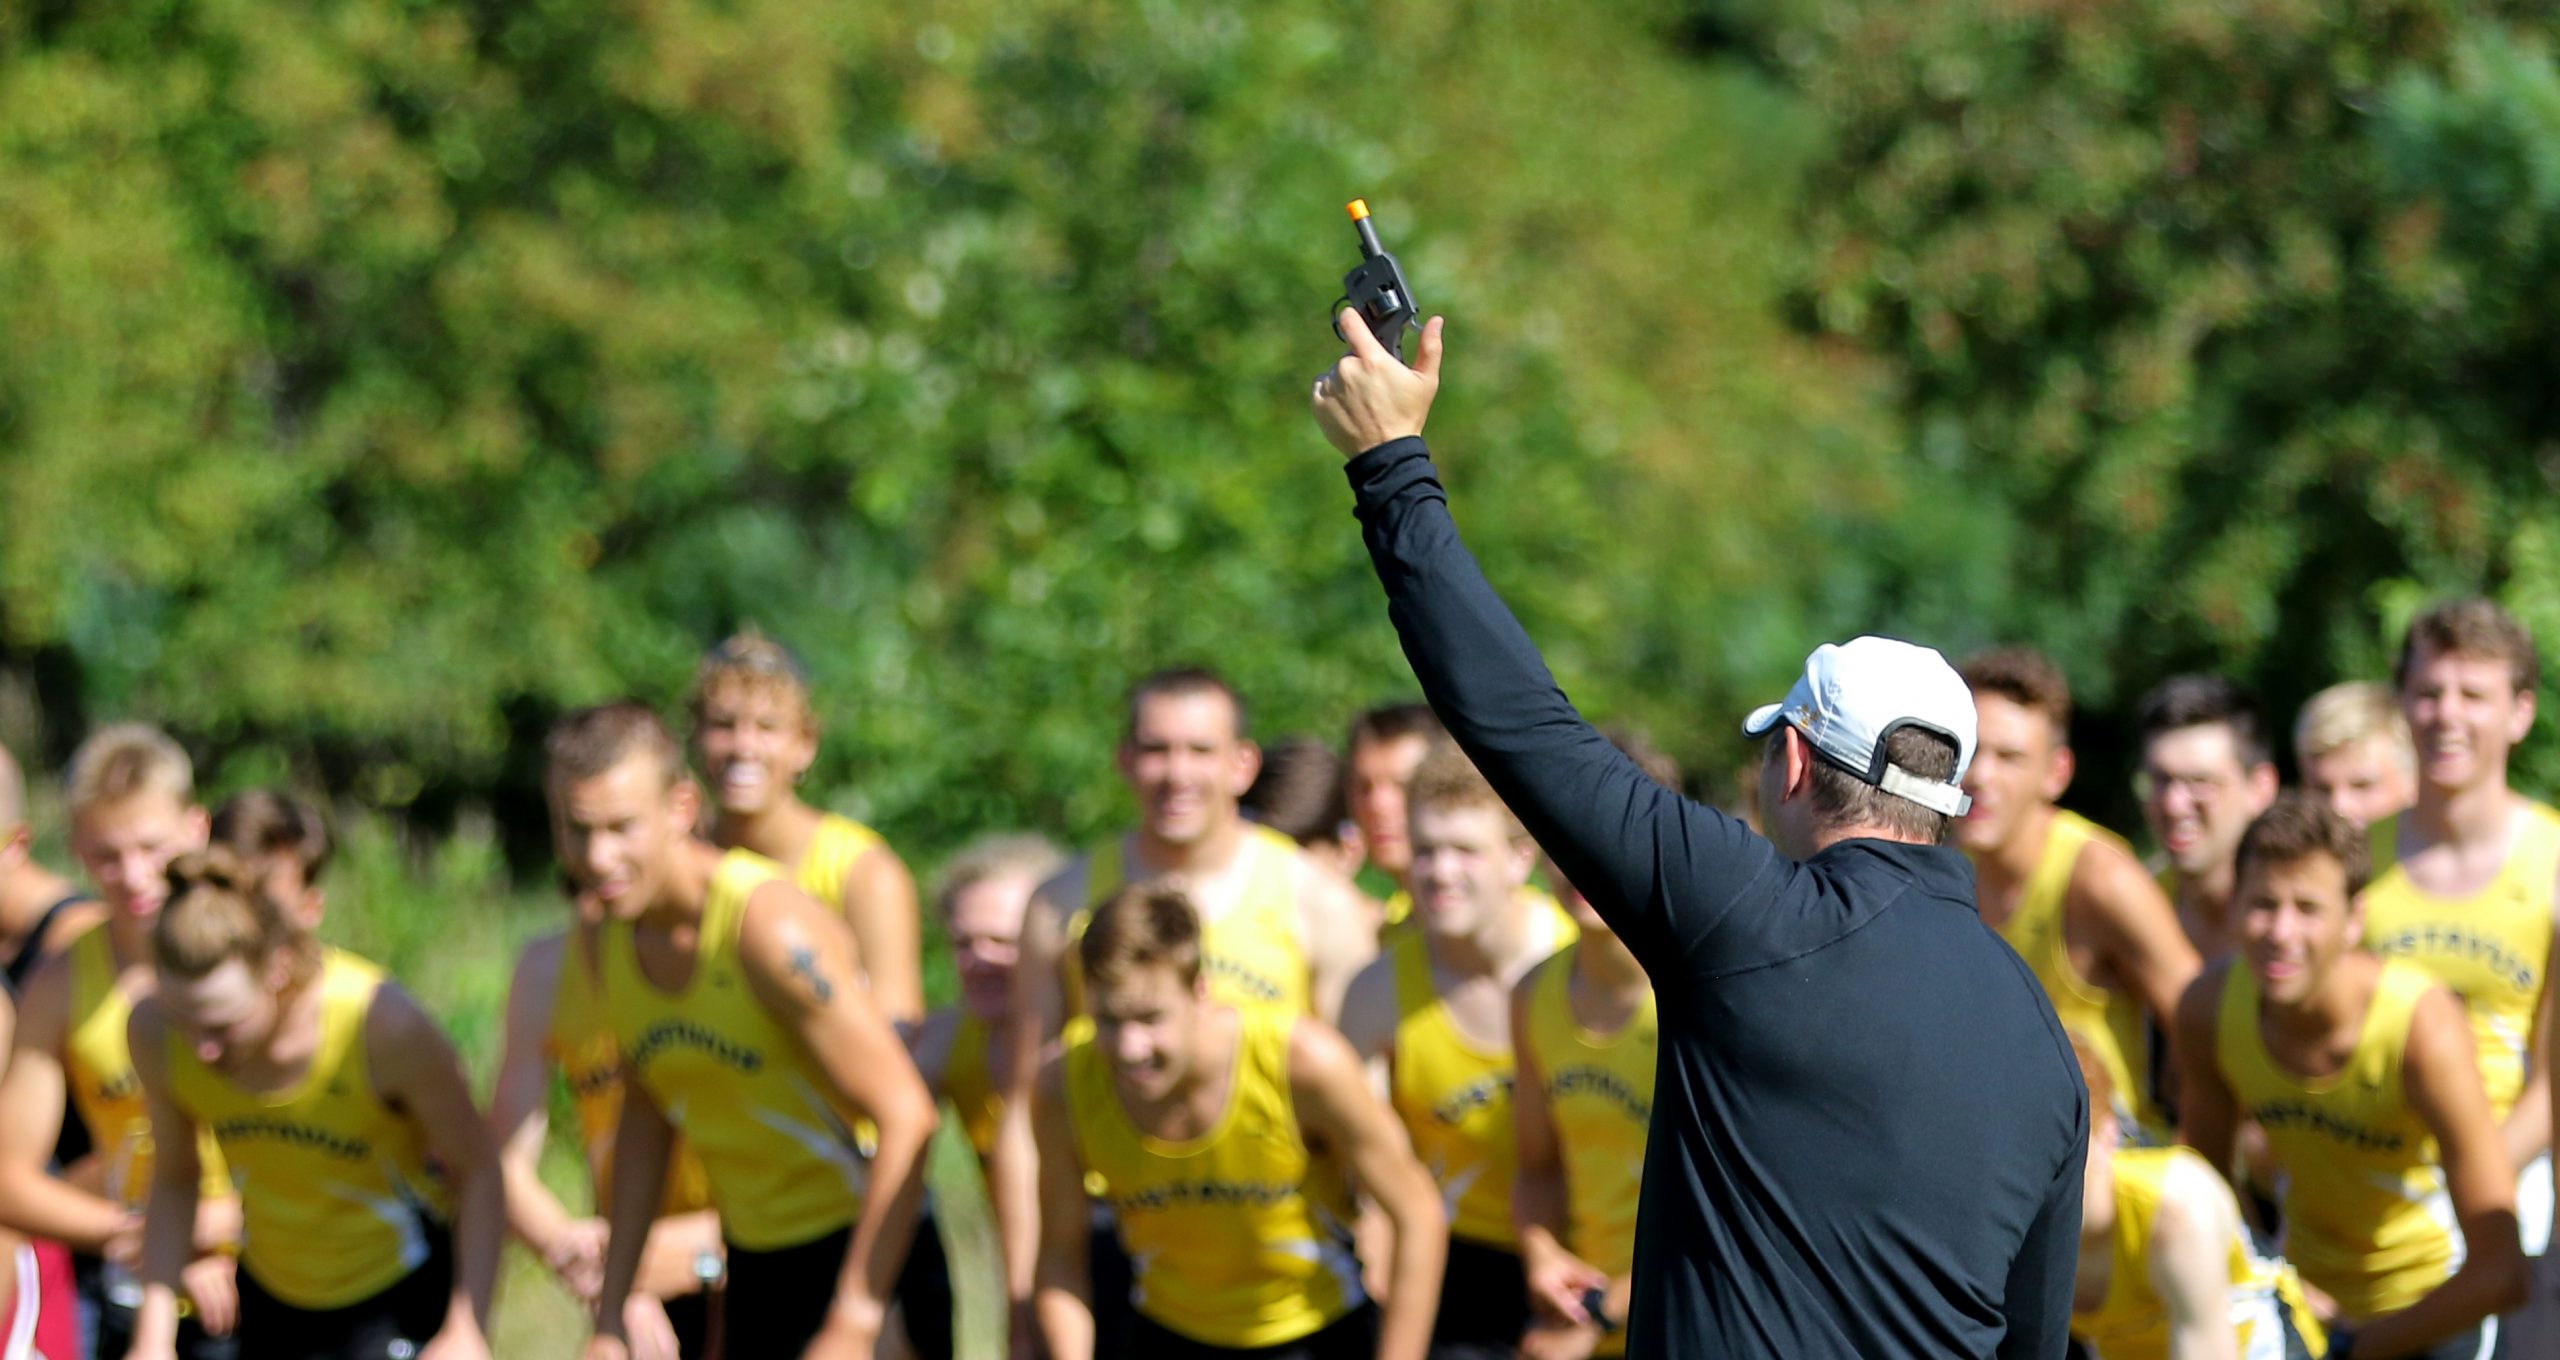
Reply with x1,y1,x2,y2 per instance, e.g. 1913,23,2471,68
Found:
1343,435,1433,505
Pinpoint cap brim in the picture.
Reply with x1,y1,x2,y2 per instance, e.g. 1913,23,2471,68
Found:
1741,701,1786,739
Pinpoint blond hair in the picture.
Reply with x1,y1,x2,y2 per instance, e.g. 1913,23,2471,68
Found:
932,833,1067,919
156,847,322,986
2293,681,2413,769
65,724,193,819
687,628,818,736
1405,742,1526,841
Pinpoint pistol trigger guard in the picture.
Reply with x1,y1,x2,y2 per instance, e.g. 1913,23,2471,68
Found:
1329,296,1353,343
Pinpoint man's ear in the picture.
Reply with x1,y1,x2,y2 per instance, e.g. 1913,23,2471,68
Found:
1780,727,1816,804
2043,745,2076,803
1231,740,1263,798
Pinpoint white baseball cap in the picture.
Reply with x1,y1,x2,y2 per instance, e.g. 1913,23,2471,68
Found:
1741,636,1977,817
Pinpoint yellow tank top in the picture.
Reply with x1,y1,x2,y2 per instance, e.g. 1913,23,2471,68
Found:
2071,1146,2324,1360
2215,958,2453,1320
1522,946,1652,1359
165,951,448,1309
2360,801,2560,1121
65,929,231,1205
940,1011,1004,1162
791,813,886,911
1996,810,2165,1144
1066,1006,1361,1347
604,849,869,1251
1065,826,1311,1017
540,927,715,1218
1389,915,1575,1249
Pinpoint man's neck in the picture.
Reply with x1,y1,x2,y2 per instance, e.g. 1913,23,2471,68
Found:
2408,776,2515,850
2174,864,2235,947
1801,822,1936,859
1968,804,2059,897
106,908,153,973
1133,816,1246,880
713,799,821,867
636,841,724,932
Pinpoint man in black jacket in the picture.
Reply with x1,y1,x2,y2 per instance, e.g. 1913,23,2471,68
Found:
1311,312,2086,1358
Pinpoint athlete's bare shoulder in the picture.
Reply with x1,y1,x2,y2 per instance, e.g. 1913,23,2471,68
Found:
1335,951,1399,1062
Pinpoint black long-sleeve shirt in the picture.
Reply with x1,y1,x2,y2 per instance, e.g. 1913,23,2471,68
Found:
1347,437,2087,1358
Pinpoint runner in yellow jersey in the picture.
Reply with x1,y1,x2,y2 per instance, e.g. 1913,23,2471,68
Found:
1030,883,1445,1360
1506,731,1673,1360
491,901,725,1357
2136,676,2282,963
2361,601,2559,1284
543,703,935,1360
1957,648,2199,1144
125,847,499,1360
1019,668,1376,1036
2294,683,2416,832
895,834,1062,1360
2177,796,2525,1360
2066,1030,2326,1360
688,629,924,1026
0,726,241,1360
1339,746,1574,1360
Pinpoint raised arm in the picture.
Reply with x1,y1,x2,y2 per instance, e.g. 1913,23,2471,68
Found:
1289,1017,1445,1360
1315,314,1784,975
737,879,937,1355
2345,986,2525,1359
368,983,500,1359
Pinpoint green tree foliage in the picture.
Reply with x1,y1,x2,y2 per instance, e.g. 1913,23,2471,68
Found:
0,0,1882,859
1794,0,2560,790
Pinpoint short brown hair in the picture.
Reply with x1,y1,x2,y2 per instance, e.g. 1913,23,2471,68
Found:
546,702,686,790
1792,726,1960,844
1348,702,1443,754
1242,737,1349,847
932,833,1067,919
2397,598,2539,695
1080,882,1203,993
156,847,322,986
65,724,193,819
2137,675,2271,770
1125,667,1247,742
688,627,818,735
2293,681,2412,765
211,790,334,886
1405,742,1525,841
1959,646,2072,738
2234,793,2370,897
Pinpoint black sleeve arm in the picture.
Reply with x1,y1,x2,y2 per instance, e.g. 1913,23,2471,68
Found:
1345,436,1787,974
1995,1127,2088,1360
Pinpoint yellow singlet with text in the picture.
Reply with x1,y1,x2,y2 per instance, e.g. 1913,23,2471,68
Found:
1522,945,1654,1358
2215,959,2454,1321
1066,1006,1361,1348
603,849,868,1251
1065,826,1312,1018
165,951,449,1310
2360,801,2560,1121
540,926,715,1217
65,928,230,1205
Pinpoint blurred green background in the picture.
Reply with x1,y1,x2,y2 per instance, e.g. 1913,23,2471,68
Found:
10,0,2560,1348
